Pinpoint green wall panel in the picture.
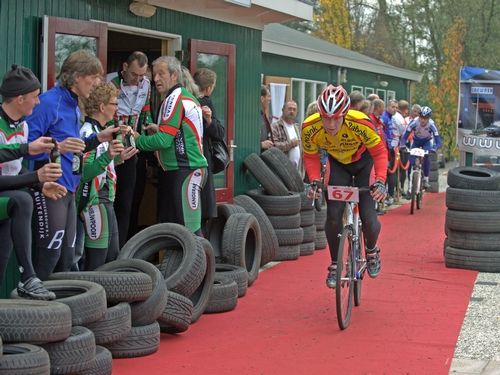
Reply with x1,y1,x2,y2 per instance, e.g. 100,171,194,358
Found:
262,52,409,100
262,52,333,82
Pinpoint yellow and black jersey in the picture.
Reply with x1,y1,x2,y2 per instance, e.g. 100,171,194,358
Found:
301,109,388,182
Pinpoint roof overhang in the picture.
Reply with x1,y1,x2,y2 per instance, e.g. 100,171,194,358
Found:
145,0,313,30
262,38,423,82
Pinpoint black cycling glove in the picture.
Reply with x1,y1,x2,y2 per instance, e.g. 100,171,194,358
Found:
370,180,387,196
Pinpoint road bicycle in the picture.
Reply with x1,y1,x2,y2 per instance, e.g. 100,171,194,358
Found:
408,147,428,215
327,185,370,330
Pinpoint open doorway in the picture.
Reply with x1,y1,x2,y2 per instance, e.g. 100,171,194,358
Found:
105,30,166,235
107,30,162,73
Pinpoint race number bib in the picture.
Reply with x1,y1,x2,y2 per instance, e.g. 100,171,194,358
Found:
327,186,360,203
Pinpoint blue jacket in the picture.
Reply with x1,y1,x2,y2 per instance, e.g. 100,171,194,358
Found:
402,117,442,150
26,85,82,192
380,111,394,149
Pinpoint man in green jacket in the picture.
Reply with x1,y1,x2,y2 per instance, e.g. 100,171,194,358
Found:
134,56,207,234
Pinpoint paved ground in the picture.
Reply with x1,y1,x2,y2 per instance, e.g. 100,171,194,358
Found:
449,272,500,374
389,161,500,375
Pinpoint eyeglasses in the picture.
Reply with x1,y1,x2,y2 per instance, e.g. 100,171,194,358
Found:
108,102,119,106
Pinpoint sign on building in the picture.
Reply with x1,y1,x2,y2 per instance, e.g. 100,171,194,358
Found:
458,66,500,164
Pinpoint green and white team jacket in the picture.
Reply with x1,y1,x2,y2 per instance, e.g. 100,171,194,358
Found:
76,117,117,211
135,84,208,171
107,72,153,133
0,108,28,176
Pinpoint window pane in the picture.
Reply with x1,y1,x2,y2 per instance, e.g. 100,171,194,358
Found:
376,89,386,103
197,53,227,127
196,53,228,184
55,34,97,79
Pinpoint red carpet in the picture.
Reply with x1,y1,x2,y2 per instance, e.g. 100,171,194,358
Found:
113,193,477,375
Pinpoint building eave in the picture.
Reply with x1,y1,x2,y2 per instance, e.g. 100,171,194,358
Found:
147,0,313,30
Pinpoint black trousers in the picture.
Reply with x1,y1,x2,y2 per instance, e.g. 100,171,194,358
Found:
0,190,36,285
114,156,137,248
324,152,381,262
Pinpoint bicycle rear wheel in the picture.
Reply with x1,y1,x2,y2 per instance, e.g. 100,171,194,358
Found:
354,228,364,307
336,226,354,330
410,171,419,215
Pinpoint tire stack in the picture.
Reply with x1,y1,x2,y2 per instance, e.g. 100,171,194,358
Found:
0,300,72,374
428,152,440,192
118,223,213,333
260,148,317,256
233,194,279,267
260,148,318,256
298,190,316,256
94,260,165,357
444,166,500,272
314,202,328,250
48,268,159,363
7,279,114,374
205,202,262,312
210,205,261,313
244,149,305,261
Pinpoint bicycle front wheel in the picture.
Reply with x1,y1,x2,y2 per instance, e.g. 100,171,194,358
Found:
354,228,364,307
410,171,419,215
417,176,424,210
336,226,354,330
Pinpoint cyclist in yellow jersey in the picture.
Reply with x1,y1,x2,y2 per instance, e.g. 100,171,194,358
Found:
302,85,388,289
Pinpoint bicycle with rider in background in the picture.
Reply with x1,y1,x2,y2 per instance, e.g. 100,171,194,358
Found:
407,147,429,214
302,84,388,292
401,106,442,193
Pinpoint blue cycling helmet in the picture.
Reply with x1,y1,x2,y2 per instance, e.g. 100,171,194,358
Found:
419,106,432,118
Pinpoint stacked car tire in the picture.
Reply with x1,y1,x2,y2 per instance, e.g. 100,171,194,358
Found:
2,277,120,374
0,300,71,374
314,202,328,250
204,202,262,312
444,166,500,272
245,149,307,260
118,223,216,330
427,152,440,192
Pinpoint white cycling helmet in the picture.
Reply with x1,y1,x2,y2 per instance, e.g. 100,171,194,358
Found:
419,106,432,118
317,84,350,118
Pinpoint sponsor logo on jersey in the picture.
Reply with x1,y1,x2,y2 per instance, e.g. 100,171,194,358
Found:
346,121,370,142
84,205,103,240
187,169,203,209
33,191,49,240
302,125,319,150
175,130,186,155
162,91,180,122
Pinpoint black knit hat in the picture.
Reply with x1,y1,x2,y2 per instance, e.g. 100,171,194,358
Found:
0,64,41,97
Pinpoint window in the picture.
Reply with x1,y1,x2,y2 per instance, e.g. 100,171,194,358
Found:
264,76,292,120
387,90,396,102
292,78,326,123
376,89,387,103
42,16,107,90
365,87,374,96
351,85,364,93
